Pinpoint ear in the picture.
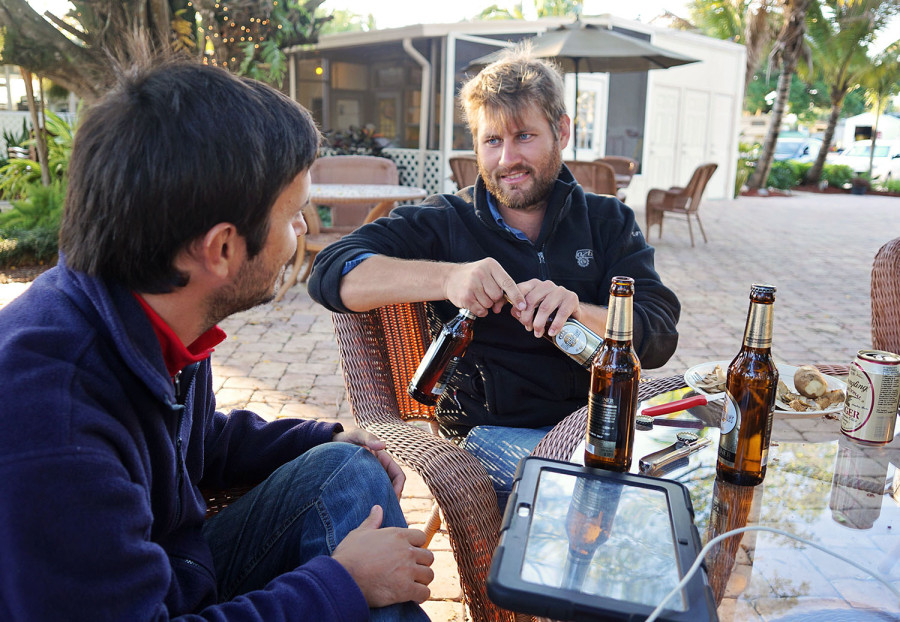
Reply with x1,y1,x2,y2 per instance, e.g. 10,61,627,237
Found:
557,114,571,150
178,222,245,282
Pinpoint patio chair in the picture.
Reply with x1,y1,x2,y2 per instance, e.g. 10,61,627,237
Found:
449,154,479,190
872,236,900,355
564,160,618,196
310,155,399,228
645,163,718,248
274,156,400,301
594,155,637,201
332,302,521,622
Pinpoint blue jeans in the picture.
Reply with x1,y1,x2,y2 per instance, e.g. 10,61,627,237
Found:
461,425,552,513
202,442,429,622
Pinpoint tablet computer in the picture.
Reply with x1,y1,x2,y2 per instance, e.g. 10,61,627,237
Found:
487,457,717,622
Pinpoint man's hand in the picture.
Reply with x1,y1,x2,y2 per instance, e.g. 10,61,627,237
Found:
333,429,405,499
512,279,580,338
444,258,526,317
333,505,435,608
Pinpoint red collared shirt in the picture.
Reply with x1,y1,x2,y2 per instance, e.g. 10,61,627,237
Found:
133,294,227,378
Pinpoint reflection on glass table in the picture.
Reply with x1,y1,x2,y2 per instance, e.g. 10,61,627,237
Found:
551,382,900,621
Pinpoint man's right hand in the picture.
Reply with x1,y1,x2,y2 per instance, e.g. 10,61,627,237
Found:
332,505,435,608
444,257,526,317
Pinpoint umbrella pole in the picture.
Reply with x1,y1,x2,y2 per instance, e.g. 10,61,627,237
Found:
572,58,580,159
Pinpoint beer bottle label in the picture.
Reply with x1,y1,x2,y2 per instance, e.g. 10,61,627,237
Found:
717,392,741,467
555,322,588,356
432,356,460,396
587,394,619,459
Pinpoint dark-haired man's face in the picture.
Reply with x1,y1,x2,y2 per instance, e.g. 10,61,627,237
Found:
475,104,570,212
207,170,310,322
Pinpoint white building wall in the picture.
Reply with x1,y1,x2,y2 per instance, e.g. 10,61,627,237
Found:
631,28,745,203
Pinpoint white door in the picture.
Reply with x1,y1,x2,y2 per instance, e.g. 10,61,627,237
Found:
678,89,710,183
707,93,734,198
645,85,680,190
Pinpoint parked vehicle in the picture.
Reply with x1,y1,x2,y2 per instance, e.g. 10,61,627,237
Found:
774,135,823,163
827,139,900,182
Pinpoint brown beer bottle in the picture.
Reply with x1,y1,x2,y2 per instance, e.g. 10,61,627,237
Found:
543,314,604,369
716,284,779,486
560,477,622,590
407,308,476,406
584,276,641,471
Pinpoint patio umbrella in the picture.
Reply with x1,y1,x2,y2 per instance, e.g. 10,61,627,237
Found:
465,20,699,157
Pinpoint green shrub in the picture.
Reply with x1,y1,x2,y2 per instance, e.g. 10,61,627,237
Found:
879,177,900,193
766,160,801,189
0,180,66,268
795,162,813,183
0,111,75,200
822,164,854,188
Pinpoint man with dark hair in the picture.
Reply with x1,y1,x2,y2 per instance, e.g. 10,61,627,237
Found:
0,60,433,621
309,47,680,509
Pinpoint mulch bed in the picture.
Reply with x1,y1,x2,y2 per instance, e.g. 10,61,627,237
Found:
741,184,900,198
0,263,53,284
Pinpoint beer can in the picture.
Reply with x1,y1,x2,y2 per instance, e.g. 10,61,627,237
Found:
841,349,900,445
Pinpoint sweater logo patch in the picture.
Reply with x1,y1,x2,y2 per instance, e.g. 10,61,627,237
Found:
575,249,593,268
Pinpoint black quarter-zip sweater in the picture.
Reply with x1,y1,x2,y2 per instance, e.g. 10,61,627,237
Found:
309,165,680,430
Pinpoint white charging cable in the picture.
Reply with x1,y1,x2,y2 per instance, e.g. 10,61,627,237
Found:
644,525,900,622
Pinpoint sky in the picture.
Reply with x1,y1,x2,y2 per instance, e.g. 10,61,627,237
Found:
25,0,900,53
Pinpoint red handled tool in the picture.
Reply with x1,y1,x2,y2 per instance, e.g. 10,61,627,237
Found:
641,394,711,417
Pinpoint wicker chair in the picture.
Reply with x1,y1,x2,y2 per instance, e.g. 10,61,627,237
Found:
872,236,900,355
449,155,479,190
563,160,618,196
645,163,718,247
594,156,638,201
332,302,519,622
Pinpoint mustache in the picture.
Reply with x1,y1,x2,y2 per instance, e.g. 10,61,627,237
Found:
493,165,534,180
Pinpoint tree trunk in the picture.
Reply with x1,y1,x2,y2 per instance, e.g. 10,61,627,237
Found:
805,103,841,184
746,0,810,190
20,68,51,186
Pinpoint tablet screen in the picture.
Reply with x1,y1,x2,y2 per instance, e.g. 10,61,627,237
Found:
520,469,687,611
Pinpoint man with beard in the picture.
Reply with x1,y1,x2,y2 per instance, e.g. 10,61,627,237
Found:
0,60,434,621
308,47,680,508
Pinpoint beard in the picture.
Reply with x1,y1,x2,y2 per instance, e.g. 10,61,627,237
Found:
204,255,282,327
479,146,562,212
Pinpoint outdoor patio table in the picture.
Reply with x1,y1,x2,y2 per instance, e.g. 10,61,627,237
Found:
528,372,900,621
310,183,427,231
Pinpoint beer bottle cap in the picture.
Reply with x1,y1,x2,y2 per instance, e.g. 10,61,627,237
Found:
676,431,699,444
458,308,476,319
636,415,654,430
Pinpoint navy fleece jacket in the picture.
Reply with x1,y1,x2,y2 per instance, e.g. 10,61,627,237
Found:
0,261,368,620
309,165,680,429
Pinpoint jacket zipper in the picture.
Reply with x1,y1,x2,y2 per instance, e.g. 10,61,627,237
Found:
536,250,549,280
170,364,197,528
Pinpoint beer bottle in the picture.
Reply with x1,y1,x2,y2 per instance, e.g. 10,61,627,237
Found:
560,477,622,590
716,284,779,486
584,276,641,471
543,314,604,369
408,308,476,406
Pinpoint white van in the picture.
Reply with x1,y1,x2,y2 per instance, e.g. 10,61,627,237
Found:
827,140,900,182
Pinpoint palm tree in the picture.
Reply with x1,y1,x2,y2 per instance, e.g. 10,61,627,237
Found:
861,41,900,177
803,0,900,185
747,0,814,190
687,0,781,94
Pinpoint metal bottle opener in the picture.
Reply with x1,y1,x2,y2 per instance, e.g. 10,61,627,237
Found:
638,431,712,477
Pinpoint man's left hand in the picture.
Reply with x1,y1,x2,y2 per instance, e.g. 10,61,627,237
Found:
333,428,406,499
513,279,580,338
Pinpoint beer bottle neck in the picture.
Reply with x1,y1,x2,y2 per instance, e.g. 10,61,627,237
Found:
742,301,774,350
604,295,633,342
